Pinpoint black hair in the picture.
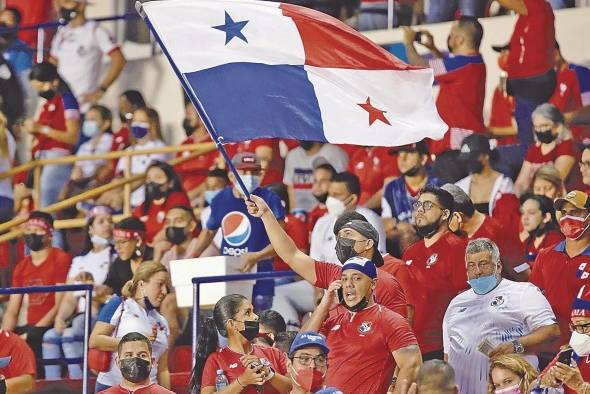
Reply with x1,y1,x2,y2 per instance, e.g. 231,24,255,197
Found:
190,294,248,393
29,210,54,228
117,332,152,355
274,331,298,354
88,104,113,133
420,185,454,212
519,193,558,230
207,168,229,183
452,194,475,217
115,216,145,232
333,211,368,235
266,183,290,213
121,90,146,109
258,309,287,335
143,160,185,215
4,7,22,25
331,171,361,198
135,107,163,140
458,16,484,50
315,163,336,176
30,61,58,82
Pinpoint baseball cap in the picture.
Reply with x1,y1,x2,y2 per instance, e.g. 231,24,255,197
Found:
491,43,510,52
315,388,343,394
289,332,330,357
389,140,428,156
338,220,384,267
554,190,590,210
342,256,378,280
0,356,12,368
231,152,261,171
458,134,492,159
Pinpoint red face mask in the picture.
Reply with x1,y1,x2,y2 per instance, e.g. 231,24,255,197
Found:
290,366,325,392
559,214,590,239
497,52,509,71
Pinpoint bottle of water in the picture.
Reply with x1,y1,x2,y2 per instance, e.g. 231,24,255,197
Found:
215,369,229,391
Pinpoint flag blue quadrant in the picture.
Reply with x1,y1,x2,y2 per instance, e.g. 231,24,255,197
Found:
183,62,326,143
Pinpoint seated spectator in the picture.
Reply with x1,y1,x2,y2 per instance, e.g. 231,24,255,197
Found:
0,112,16,223
532,164,566,200
443,238,559,394
156,206,198,269
402,18,486,155
488,354,539,394
287,332,332,393
348,146,399,206
554,43,590,109
302,257,421,393
90,262,170,392
515,104,578,195
398,359,458,394
42,206,114,380
283,141,348,215
0,329,36,394
24,62,80,208
132,161,190,246
307,159,335,235
103,217,146,296
273,331,298,355
189,294,291,393
311,171,385,263
1,211,72,378
97,332,173,394
253,309,287,348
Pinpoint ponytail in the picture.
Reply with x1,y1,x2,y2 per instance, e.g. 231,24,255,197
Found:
121,279,135,298
122,261,168,299
189,317,219,393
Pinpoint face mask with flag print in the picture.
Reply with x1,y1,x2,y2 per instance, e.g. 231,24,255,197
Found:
559,214,590,240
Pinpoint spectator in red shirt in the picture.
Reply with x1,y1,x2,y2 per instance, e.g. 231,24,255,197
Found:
0,329,36,394
285,331,333,393
132,161,191,247
224,138,284,187
551,42,583,119
402,17,486,155
532,165,566,201
348,146,399,206
302,257,421,393
1,211,72,378
515,104,578,195
307,160,335,235
189,294,291,394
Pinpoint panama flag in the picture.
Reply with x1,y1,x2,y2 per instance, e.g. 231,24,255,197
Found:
139,0,447,147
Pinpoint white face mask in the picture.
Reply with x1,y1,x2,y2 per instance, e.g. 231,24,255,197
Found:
91,235,110,246
238,175,260,194
325,196,346,216
570,331,590,356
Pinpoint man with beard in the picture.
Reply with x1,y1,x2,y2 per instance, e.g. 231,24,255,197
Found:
401,185,468,361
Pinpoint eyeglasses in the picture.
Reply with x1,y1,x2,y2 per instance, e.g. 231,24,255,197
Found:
412,200,442,212
570,322,590,334
292,355,327,367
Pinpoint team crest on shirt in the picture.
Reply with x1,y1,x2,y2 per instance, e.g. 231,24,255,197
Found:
491,296,505,307
577,263,590,279
426,254,438,268
48,104,56,112
358,321,373,334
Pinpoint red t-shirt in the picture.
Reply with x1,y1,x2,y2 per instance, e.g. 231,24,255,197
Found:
201,346,288,393
307,204,327,235
11,248,72,325
469,216,522,273
348,147,399,205
98,383,174,394
274,214,308,271
521,230,563,263
550,66,583,115
35,91,80,153
401,232,469,354
174,135,218,193
109,126,131,172
507,0,555,79
524,139,577,166
530,241,590,345
314,260,407,318
133,191,191,244
7,0,53,48
0,329,36,379
489,87,519,146
225,139,284,186
319,303,417,393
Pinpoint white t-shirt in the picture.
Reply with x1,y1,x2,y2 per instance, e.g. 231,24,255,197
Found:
443,280,556,394
0,131,16,199
68,246,113,312
97,297,169,387
115,139,171,207
76,133,113,178
283,144,348,213
50,21,118,112
455,174,514,215
309,206,386,263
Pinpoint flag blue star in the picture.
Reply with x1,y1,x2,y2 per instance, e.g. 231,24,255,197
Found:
213,11,249,45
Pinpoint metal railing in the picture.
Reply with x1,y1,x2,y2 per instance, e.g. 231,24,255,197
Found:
190,271,297,368
0,284,93,394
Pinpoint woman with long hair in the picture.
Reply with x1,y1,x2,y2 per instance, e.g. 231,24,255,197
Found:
90,261,171,392
488,354,539,394
190,294,291,394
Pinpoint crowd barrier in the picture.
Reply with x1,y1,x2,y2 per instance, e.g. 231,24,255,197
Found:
0,283,93,394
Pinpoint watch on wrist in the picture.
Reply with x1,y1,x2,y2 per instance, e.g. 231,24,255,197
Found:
512,340,525,354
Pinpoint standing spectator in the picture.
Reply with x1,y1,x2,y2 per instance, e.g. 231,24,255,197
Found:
515,104,578,195
192,153,285,311
530,190,590,347
348,146,399,206
307,160,335,235
224,138,284,186
0,112,16,223
286,332,332,393
398,360,458,394
426,0,487,23
24,62,79,209
90,262,171,392
97,332,174,394
50,0,126,113
488,354,539,394
189,294,291,394
302,257,421,393
443,238,559,394
402,186,468,360
1,211,72,378
532,164,566,200
551,42,584,121
283,142,348,215
554,43,590,108
5,0,52,48
197,169,228,257
310,172,385,264
156,206,198,269
499,0,556,148
0,329,36,394
402,18,486,156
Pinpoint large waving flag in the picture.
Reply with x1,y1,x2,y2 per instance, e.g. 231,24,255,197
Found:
139,0,447,147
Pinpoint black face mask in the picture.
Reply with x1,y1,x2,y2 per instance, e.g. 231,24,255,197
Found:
39,89,56,101
0,23,17,47
415,220,441,239
335,237,357,264
58,7,78,24
535,129,557,144
467,160,484,174
344,297,369,312
0,377,5,394
145,182,168,201
238,320,260,341
314,192,328,204
299,141,315,151
403,165,421,177
165,226,187,245
119,357,151,383
24,234,45,252
182,119,195,137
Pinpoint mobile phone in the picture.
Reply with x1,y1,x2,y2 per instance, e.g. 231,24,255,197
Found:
337,288,344,304
558,348,574,366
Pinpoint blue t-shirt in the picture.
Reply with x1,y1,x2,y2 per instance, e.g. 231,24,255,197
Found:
570,63,590,96
382,174,439,223
3,40,33,74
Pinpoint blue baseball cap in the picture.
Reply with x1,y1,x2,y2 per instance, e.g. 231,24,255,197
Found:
0,356,12,368
289,332,330,357
342,256,377,280
315,388,343,394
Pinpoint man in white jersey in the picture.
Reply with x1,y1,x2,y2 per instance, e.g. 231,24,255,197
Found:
443,238,560,394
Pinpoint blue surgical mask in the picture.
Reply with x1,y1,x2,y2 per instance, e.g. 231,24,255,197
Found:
468,272,499,295
131,122,150,139
204,189,221,205
82,120,100,138
239,175,260,194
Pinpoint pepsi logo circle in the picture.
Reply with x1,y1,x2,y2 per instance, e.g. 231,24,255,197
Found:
221,212,252,247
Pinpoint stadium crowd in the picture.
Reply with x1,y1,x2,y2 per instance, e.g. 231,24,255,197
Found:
1,0,590,393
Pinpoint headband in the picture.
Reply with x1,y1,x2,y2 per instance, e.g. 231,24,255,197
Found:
26,218,53,234
113,228,143,240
